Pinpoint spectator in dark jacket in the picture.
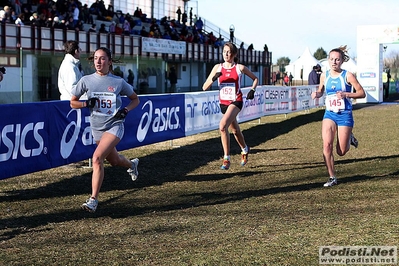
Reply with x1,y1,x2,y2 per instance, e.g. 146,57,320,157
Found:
308,64,322,85
168,66,177,93
99,23,108,33
88,23,96,32
140,26,149,37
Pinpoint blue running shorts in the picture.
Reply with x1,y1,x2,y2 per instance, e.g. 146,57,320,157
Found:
323,110,354,127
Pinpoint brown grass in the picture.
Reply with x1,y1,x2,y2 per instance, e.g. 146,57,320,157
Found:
0,103,398,265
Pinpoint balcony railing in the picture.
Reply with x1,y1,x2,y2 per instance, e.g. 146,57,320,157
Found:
0,24,272,66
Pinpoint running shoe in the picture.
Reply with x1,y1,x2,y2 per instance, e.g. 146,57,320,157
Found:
323,176,338,187
350,134,358,148
221,159,230,170
82,197,98,213
240,147,250,166
127,158,139,181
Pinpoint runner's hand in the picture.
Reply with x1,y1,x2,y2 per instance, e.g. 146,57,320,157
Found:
86,98,98,108
247,89,255,100
114,107,129,119
212,72,222,82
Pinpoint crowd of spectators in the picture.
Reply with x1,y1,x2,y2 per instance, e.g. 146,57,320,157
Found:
0,0,226,48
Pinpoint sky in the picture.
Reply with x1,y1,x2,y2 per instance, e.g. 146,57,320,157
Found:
197,0,399,63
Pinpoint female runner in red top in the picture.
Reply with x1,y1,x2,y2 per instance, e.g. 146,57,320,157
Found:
203,42,258,170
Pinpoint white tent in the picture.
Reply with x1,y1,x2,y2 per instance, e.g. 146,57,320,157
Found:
319,57,358,74
285,47,320,81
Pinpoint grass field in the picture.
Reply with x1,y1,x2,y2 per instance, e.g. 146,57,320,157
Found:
1,103,398,266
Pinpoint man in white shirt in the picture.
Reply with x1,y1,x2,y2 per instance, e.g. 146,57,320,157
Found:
58,40,85,100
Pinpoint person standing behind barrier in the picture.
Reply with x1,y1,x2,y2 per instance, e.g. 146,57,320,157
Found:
127,69,135,87
202,42,258,170
383,69,391,100
58,40,85,100
168,66,177,93
308,64,322,85
283,73,289,86
311,46,365,187
70,47,140,213
289,73,294,86
272,71,277,85
276,71,281,85
71,4,79,27
176,6,181,23
189,7,193,26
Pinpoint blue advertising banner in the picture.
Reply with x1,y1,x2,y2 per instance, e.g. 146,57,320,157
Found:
0,94,186,180
0,102,53,178
0,86,321,180
122,94,185,148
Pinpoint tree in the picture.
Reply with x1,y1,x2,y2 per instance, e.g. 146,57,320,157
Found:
384,50,399,69
313,47,327,60
276,57,290,73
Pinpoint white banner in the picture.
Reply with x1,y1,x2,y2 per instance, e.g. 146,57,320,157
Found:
184,85,325,137
184,91,222,135
141,37,186,55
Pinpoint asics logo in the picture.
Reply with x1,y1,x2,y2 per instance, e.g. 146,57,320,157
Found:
0,122,45,162
60,108,94,159
137,100,180,142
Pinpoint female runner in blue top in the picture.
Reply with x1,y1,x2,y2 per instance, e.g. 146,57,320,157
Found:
311,45,365,187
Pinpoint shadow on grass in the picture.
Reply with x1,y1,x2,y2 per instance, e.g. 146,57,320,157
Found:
1,107,396,236
2,110,326,199
1,163,397,239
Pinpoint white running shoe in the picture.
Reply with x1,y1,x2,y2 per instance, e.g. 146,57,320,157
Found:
127,158,139,181
323,176,338,187
82,197,98,213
